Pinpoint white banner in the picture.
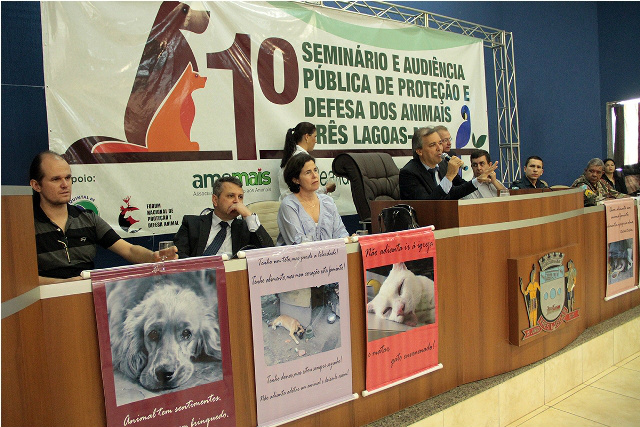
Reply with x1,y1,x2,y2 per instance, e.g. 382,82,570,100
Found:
41,1,488,237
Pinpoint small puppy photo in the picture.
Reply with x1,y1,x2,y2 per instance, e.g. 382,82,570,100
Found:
106,269,222,406
261,284,341,366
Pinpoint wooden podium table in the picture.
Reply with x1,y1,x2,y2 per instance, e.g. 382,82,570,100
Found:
3,186,639,427
370,187,584,232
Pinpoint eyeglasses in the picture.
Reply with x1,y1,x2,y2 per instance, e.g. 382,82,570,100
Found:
441,138,452,144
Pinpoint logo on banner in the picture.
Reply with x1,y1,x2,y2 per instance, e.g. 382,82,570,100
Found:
118,196,142,233
192,168,272,191
71,195,99,215
63,2,210,163
519,253,579,340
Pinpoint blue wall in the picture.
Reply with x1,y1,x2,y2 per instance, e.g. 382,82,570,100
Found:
2,2,639,185
597,2,640,146
403,1,632,185
1,1,48,186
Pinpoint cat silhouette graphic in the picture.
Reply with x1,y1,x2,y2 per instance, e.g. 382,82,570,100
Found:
63,1,210,163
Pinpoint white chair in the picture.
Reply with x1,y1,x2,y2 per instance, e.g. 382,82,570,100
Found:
246,200,281,243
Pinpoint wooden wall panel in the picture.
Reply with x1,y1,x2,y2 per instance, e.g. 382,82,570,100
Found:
2,194,39,302
370,200,459,232
40,294,106,427
1,303,51,427
225,269,257,427
503,189,583,223
3,193,640,427
581,210,640,327
371,189,583,232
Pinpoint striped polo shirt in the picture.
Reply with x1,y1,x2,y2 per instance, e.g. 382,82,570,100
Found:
33,202,121,279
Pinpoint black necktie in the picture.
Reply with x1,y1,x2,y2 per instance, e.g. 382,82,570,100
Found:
203,221,228,256
429,167,437,181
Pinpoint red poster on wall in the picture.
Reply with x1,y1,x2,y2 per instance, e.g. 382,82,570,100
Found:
91,257,236,427
358,227,441,393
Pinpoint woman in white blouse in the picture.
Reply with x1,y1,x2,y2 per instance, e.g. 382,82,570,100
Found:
278,122,335,200
277,153,348,245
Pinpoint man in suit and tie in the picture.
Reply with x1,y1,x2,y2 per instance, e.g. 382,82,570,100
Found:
173,176,274,258
434,125,456,157
399,127,497,200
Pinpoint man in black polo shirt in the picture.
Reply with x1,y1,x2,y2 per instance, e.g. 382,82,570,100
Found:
509,156,549,189
30,151,176,284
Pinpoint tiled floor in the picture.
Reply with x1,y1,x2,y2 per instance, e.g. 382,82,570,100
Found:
397,313,639,427
505,351,640,427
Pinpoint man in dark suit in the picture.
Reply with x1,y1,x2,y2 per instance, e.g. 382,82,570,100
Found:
399,127,497,200
173,176,274,258
434,125,456,157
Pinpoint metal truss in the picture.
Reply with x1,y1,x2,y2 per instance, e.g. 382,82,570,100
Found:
309,1,522,183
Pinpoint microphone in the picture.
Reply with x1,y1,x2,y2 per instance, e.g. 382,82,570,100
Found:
442,152,468,171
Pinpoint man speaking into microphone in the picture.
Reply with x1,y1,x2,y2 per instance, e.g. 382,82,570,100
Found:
399,127,497,200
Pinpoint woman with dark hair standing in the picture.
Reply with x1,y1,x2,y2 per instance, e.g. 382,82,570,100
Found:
278,122,336,200
603,158,629,194
277,153,348,245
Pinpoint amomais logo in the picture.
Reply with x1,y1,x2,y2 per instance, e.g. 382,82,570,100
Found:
192,169,271,188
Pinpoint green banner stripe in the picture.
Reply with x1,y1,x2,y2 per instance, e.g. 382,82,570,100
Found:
269,2,480,50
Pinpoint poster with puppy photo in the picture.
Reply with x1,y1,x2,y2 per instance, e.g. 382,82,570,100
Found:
92,257,235,427
245,240,354,427
358,227,441,393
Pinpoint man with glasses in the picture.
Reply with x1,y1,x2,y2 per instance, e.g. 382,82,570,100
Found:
571,158,627,206
434,125,456,157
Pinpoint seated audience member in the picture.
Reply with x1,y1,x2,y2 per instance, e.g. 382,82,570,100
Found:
434,125,456,157
571,158,627,206
278,122,335,200
277,153,348,245
509,156,548,189
399,127,497,200
603,158,628,194
462,149,507,199
173,176,274,258
30,151,176,285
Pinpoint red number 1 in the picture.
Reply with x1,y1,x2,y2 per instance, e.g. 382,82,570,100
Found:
207,34,298,160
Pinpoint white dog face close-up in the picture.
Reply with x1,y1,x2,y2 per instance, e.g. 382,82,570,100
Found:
108,278,221,391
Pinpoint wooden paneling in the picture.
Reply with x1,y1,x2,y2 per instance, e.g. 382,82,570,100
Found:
1,194,39,301
1,302,51,427
370,200,458,232
581,210,640,327
458,189,582,226
226,269,257,427
3,193,640,427
41,294,106,427
371,189,583,232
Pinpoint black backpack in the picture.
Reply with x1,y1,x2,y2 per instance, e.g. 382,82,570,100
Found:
378,204,419,232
